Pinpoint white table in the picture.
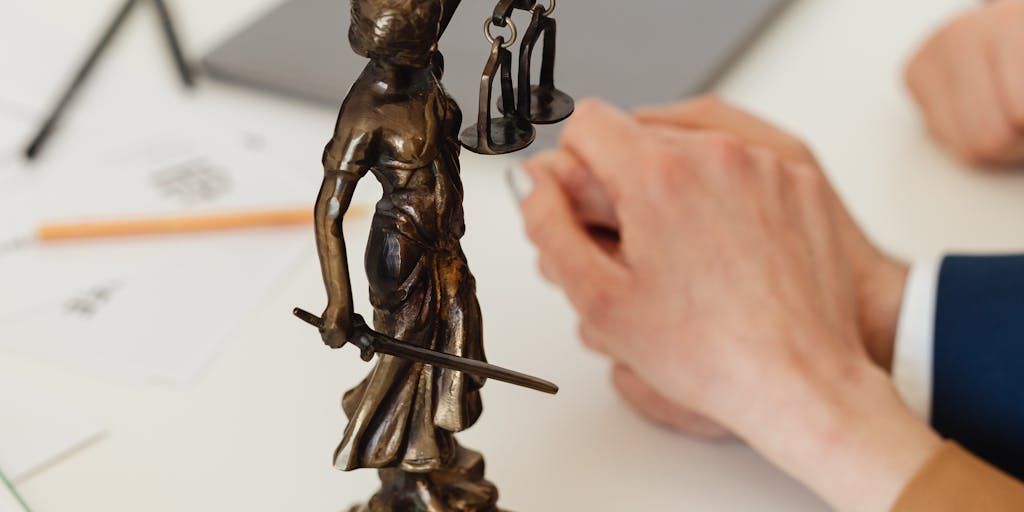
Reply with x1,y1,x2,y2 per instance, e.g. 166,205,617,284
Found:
3,0,1023,510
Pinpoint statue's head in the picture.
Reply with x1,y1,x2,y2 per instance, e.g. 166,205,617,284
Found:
350,0,442,67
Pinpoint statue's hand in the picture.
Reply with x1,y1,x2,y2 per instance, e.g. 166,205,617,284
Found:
319,306,352,349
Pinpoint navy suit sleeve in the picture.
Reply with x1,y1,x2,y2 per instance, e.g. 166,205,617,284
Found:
933,255,1024,480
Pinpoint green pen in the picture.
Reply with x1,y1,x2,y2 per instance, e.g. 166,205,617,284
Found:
0,466,31,512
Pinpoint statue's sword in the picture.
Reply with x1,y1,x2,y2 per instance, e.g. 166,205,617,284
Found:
293,308,558,395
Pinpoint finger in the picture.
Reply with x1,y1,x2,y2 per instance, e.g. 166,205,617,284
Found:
905,33,970,157
944,13,1024,165
578,321,613,356
785,161,860,339
520,166,628,303
634,95,816,165
524,149,619,229
641,127,761,197
637,103,873,270
524,151,623,261
558,98,651,198
587,225,622,260
645,125,697,148
541,235,621,277
537,255,558,284
611,364,733,441
989,2,1024,163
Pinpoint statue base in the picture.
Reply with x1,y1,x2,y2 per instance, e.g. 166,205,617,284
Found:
348,447,502,512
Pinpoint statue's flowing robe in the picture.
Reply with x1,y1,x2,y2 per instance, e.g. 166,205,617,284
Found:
323,62,486,473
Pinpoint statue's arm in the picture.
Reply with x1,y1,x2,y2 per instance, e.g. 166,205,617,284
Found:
315,171,360,348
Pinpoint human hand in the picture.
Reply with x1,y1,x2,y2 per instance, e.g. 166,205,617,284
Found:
527,97,910,440
319,304,353,349
522,146,734,441
633,97,909,371
905,0,1024,167
519,98,940,511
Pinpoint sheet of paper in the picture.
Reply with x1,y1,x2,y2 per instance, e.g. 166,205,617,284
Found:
0,127,316,383
0,375,105,484
0,110,31,175
0,484,27,512
0,1,100,114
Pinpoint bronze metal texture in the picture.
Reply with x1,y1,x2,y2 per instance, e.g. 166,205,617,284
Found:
299,1,575,509
491,0,537,26
294,308,559,394
459,36,536,155
511,6,574,124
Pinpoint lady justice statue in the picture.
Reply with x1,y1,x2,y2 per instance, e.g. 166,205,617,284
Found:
293,0,571,510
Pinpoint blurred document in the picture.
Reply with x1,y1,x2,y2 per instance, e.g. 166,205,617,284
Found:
0,129,312,383
0,375,104,482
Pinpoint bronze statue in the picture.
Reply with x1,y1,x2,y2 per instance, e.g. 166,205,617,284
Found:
294,1,571,510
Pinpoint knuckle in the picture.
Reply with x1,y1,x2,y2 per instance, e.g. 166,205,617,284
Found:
519,179,560,245
760,151,787,178
645,148,688,189
686,94,726,116
609,364,631,390
957,143,987,166
968,123,1018,162
903,60,920,92
577,286,618,326
960,146,993,167
561,99,602,142
790,163,827,196
1007,102,1024,131
563,98,630,148
522,203,551,243
537,256,557,283
572,97,611,122
903,50,932,98
786,140,817,165
944,12,976,41
561,163,592,194
577,323,602,352
703,132,750,169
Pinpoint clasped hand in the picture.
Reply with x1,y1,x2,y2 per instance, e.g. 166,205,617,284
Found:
518,97,941,512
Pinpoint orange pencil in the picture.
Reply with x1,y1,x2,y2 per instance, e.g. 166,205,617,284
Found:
36,205,367,242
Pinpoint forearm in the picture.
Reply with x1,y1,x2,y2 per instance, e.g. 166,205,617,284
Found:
315,173,357,314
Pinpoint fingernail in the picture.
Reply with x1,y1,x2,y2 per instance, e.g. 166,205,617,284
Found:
505,164,534,201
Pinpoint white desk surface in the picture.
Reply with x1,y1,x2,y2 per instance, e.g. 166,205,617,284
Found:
3,0,1024,510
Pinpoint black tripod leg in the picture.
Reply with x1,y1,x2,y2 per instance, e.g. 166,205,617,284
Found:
24,0,139,160
152,0,194,87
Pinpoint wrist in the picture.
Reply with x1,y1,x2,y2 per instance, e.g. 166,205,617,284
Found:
324,301,352,319
858,254,910,371
740,358,941,512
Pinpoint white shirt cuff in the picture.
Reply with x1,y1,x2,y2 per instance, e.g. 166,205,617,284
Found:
891,258,942,423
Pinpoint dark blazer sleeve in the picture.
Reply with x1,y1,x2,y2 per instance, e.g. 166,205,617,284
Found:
933,255,1024,481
